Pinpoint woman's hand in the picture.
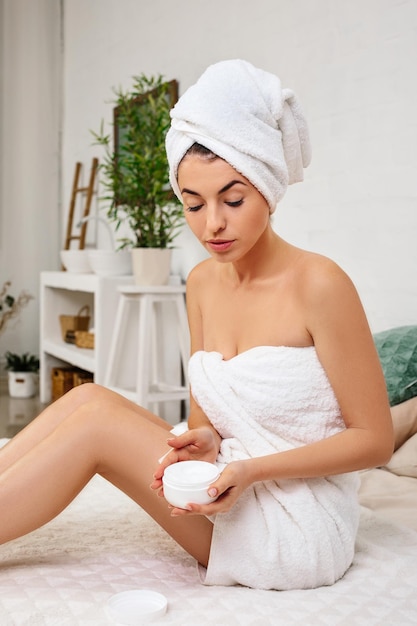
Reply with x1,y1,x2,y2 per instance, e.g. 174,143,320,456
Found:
150,426,221,492
166,460,252,517
167,425,221,464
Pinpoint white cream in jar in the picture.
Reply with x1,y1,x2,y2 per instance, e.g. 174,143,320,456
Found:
162,460,220,509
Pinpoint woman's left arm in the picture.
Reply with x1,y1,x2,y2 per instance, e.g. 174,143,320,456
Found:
248,258,394,484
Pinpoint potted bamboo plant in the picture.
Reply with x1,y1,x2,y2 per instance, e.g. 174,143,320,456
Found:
91,74,184,285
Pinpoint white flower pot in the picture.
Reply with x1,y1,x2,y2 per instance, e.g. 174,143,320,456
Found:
131,248,172,286
88,249,132,276
8,372,38,398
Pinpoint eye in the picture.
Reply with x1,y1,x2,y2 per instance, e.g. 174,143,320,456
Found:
186,204,203,212
225,199,243,207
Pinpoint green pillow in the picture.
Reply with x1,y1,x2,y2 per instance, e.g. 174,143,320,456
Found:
374,326,417,406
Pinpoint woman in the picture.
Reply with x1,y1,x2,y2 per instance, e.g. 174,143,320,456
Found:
0,60,393,591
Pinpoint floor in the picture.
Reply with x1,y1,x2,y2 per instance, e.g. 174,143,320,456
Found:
0,377,46,439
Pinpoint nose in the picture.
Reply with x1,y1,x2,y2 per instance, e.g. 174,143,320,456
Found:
205,203,226,235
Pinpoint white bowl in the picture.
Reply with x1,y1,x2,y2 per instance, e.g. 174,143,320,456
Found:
60,250,92,274
88,249,132,276
107,590,167,624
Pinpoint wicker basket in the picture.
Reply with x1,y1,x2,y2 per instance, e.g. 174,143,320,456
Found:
74,330,95,349
51,366,77,401
59,305,90,342
51,366,93,400
73,370,94,386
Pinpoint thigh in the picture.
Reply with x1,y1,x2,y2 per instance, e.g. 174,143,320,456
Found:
80,397,213,567
0,383,172,475
48,383,174,430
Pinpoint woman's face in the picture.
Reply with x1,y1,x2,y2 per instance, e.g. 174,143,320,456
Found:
177,155,271,263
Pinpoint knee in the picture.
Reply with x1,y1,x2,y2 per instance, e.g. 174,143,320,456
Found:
63,383,138,434
69,383,125,421
67,381,110,404
61,387,115,436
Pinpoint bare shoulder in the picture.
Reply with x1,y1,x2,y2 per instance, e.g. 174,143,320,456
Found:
295,249,357,302
289,248,369,342
185,258,215,312
186,258,217,300
186,259,217,353
186,258,215,286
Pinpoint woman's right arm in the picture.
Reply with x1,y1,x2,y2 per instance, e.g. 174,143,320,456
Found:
171,265,222,456
153,265,221,482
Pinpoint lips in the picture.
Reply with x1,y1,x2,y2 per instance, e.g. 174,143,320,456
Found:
206,239,234,252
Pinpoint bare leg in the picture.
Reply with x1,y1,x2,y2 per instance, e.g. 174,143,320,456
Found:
0,383,171,473
0,385,213,566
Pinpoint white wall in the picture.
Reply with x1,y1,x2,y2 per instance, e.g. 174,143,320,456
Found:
62,0,417,333
0,0,61,357
1,0,416,361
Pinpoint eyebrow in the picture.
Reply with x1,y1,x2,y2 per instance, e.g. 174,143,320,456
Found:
181,180,247,196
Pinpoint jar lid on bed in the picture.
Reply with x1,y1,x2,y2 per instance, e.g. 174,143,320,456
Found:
106,589,168,624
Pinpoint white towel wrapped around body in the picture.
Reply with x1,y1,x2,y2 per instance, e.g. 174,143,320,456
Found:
188,346,360,590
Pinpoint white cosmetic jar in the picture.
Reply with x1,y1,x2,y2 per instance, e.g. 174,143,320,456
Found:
162,460,220,509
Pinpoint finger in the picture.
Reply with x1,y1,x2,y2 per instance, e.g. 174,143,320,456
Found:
149,482,166,499
155,450,180,475
170,500,219,516
206,466,237,500
169,504,193,517
149,477,162,490
158,431,191,463
166,431,194,449
157,449,171,464
206,475,227,500
153,464,165,480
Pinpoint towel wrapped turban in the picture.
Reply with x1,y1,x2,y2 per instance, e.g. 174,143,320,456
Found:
166,59,312,213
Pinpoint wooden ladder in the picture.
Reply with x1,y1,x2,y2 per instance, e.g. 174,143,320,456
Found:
63,157,99,250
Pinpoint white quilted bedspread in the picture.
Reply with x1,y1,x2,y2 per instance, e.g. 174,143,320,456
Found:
1,472,417,626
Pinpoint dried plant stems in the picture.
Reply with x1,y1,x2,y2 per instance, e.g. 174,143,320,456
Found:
0,281,34,335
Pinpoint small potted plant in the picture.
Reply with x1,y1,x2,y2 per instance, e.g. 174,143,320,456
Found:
5,351,40,398
91,73,185,285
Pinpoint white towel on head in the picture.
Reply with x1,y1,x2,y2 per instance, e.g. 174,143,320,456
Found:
166,59,312,213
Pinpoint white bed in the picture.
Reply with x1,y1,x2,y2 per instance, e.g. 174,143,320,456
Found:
0,398,417,626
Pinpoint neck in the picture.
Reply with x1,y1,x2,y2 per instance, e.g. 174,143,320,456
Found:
227,227,289,286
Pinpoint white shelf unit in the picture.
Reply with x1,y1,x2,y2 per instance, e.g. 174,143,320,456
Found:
40,271,133,403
